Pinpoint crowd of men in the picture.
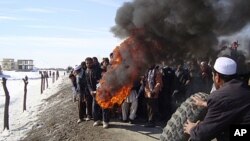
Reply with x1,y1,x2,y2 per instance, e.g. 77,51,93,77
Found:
68,45,250,140
68,52,220,128
69,56,111,128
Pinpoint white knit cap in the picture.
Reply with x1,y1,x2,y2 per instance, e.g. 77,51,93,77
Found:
74,65,82,71
214,57,237,75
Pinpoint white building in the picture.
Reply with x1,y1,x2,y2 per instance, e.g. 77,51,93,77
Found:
0,65,2,75
17,59,34,71
0,58,15,71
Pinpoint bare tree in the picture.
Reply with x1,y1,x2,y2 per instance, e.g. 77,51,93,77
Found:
23,76,28,112
2,77,10,130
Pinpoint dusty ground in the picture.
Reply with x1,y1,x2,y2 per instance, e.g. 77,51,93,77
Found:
21,79,162,141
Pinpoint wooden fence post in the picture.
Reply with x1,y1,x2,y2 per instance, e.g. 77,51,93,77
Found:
56,70,59,81
45,71,48,88
23,76,28,112
40,72,44,94
42,72,45,91
2,77,10,130
52,72,55,83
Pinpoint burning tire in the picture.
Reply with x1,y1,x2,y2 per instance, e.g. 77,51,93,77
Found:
160,92,209,141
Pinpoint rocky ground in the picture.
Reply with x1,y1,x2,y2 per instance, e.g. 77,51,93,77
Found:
21,79,163,141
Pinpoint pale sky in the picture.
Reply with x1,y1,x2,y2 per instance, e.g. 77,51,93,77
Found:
0,0,131,68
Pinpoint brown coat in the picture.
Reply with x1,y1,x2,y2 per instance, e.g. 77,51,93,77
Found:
144,68,163,99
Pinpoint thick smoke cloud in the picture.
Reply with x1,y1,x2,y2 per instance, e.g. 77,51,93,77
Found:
111,0,250,57
97,0,250,108
219,25,250,58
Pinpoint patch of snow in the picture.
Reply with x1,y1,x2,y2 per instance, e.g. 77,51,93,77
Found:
0,129,11,137
0,71,40,80
0,71,68,141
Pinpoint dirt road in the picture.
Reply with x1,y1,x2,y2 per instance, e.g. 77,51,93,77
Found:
22,79,162,141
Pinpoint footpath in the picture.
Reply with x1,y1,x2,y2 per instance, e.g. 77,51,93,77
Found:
22,79,163,141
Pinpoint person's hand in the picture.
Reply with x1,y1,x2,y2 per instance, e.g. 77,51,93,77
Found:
150,91,155,97
76,89,79,93
191,95,207,107
91,91,96,96
201,72,208,79
96,83,100,88
185,80,190,85
183,119,200,135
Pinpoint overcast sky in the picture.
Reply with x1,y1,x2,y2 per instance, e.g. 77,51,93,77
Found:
0,0,131,68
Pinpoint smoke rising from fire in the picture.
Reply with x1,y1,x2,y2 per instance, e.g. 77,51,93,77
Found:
112,0,250,54
96,0,250,108
219,25,250,58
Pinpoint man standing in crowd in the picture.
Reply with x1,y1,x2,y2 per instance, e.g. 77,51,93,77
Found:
171,61,191,111
122,82,139,124
144,65,163,127
159,61,175,121
69,71,77,102
92,57,102,76
74,64,90,123
184,57,250,141
199,61,213,93
80,61,92,121
85,57,110,128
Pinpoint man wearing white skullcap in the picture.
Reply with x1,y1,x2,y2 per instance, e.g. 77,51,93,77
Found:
74,65,82,71
74,63,92,124
184,57,250,141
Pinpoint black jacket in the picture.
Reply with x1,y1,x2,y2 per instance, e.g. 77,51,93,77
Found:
78,69,88,95
85,68,102,92
190,79,250,141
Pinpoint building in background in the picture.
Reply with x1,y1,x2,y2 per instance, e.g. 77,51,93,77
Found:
0,58,15,71
17,59,34,71
0,58,35,71
0,65,2,75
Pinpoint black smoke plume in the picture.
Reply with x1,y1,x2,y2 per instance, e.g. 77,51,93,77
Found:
97,0,250,108
112,0,250,57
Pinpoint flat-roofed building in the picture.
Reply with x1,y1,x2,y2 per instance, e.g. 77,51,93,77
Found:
0,58,15,71
0,65,2,74
17,59,34,71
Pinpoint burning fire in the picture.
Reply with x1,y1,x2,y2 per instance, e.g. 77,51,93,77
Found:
96,32,162,109
96,37,138,109
96,83,133,109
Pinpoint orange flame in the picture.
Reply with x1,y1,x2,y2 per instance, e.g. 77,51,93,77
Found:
111,47,122,66
96,34,156,109
96,84,133,109
96,38,138,109
96,30,164,109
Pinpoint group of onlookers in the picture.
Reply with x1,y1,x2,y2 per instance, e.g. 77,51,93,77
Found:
67,43,250,141
68,53,220,128
69,56,111,128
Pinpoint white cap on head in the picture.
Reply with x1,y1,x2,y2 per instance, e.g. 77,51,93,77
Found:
200,61,206,66
214,57,237,75
74,65,82,71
